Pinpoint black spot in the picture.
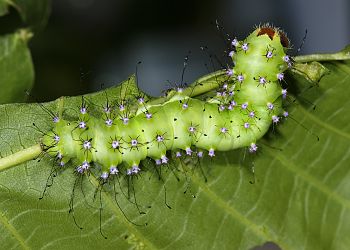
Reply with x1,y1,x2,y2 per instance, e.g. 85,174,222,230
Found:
204,134,207,136
209,115,212,118
174,137,178,139
174,118,177,121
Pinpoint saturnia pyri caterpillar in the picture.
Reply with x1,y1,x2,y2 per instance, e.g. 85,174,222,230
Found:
41,25,290,180
0,25,297,237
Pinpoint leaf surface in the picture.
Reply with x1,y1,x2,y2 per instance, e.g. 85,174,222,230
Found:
0,30,34,104
0,61,349,250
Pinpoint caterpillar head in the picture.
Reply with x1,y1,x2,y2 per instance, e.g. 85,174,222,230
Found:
256,25,290,48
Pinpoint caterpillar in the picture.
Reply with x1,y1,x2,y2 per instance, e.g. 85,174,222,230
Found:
41,25,290,180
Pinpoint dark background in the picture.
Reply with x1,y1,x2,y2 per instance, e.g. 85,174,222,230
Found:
4,0,350,101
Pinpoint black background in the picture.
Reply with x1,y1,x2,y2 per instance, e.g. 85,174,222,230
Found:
3,0,350,101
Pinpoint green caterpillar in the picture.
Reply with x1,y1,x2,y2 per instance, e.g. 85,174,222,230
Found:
42,25,290,179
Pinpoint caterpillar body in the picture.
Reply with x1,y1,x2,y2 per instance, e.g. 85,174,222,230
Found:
42,25,290,180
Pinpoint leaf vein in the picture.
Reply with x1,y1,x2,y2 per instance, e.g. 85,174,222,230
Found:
0,212,30,250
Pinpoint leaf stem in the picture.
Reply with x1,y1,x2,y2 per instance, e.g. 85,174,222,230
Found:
184,70,227,97
294,48,350,63
147,69,226,106
0,144,42,172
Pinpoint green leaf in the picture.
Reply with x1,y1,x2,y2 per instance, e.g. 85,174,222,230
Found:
0,29,34,104
0,1,9,16
0,60,350,249
0,0,51,31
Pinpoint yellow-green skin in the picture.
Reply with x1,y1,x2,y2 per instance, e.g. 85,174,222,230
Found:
42,27,289,176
